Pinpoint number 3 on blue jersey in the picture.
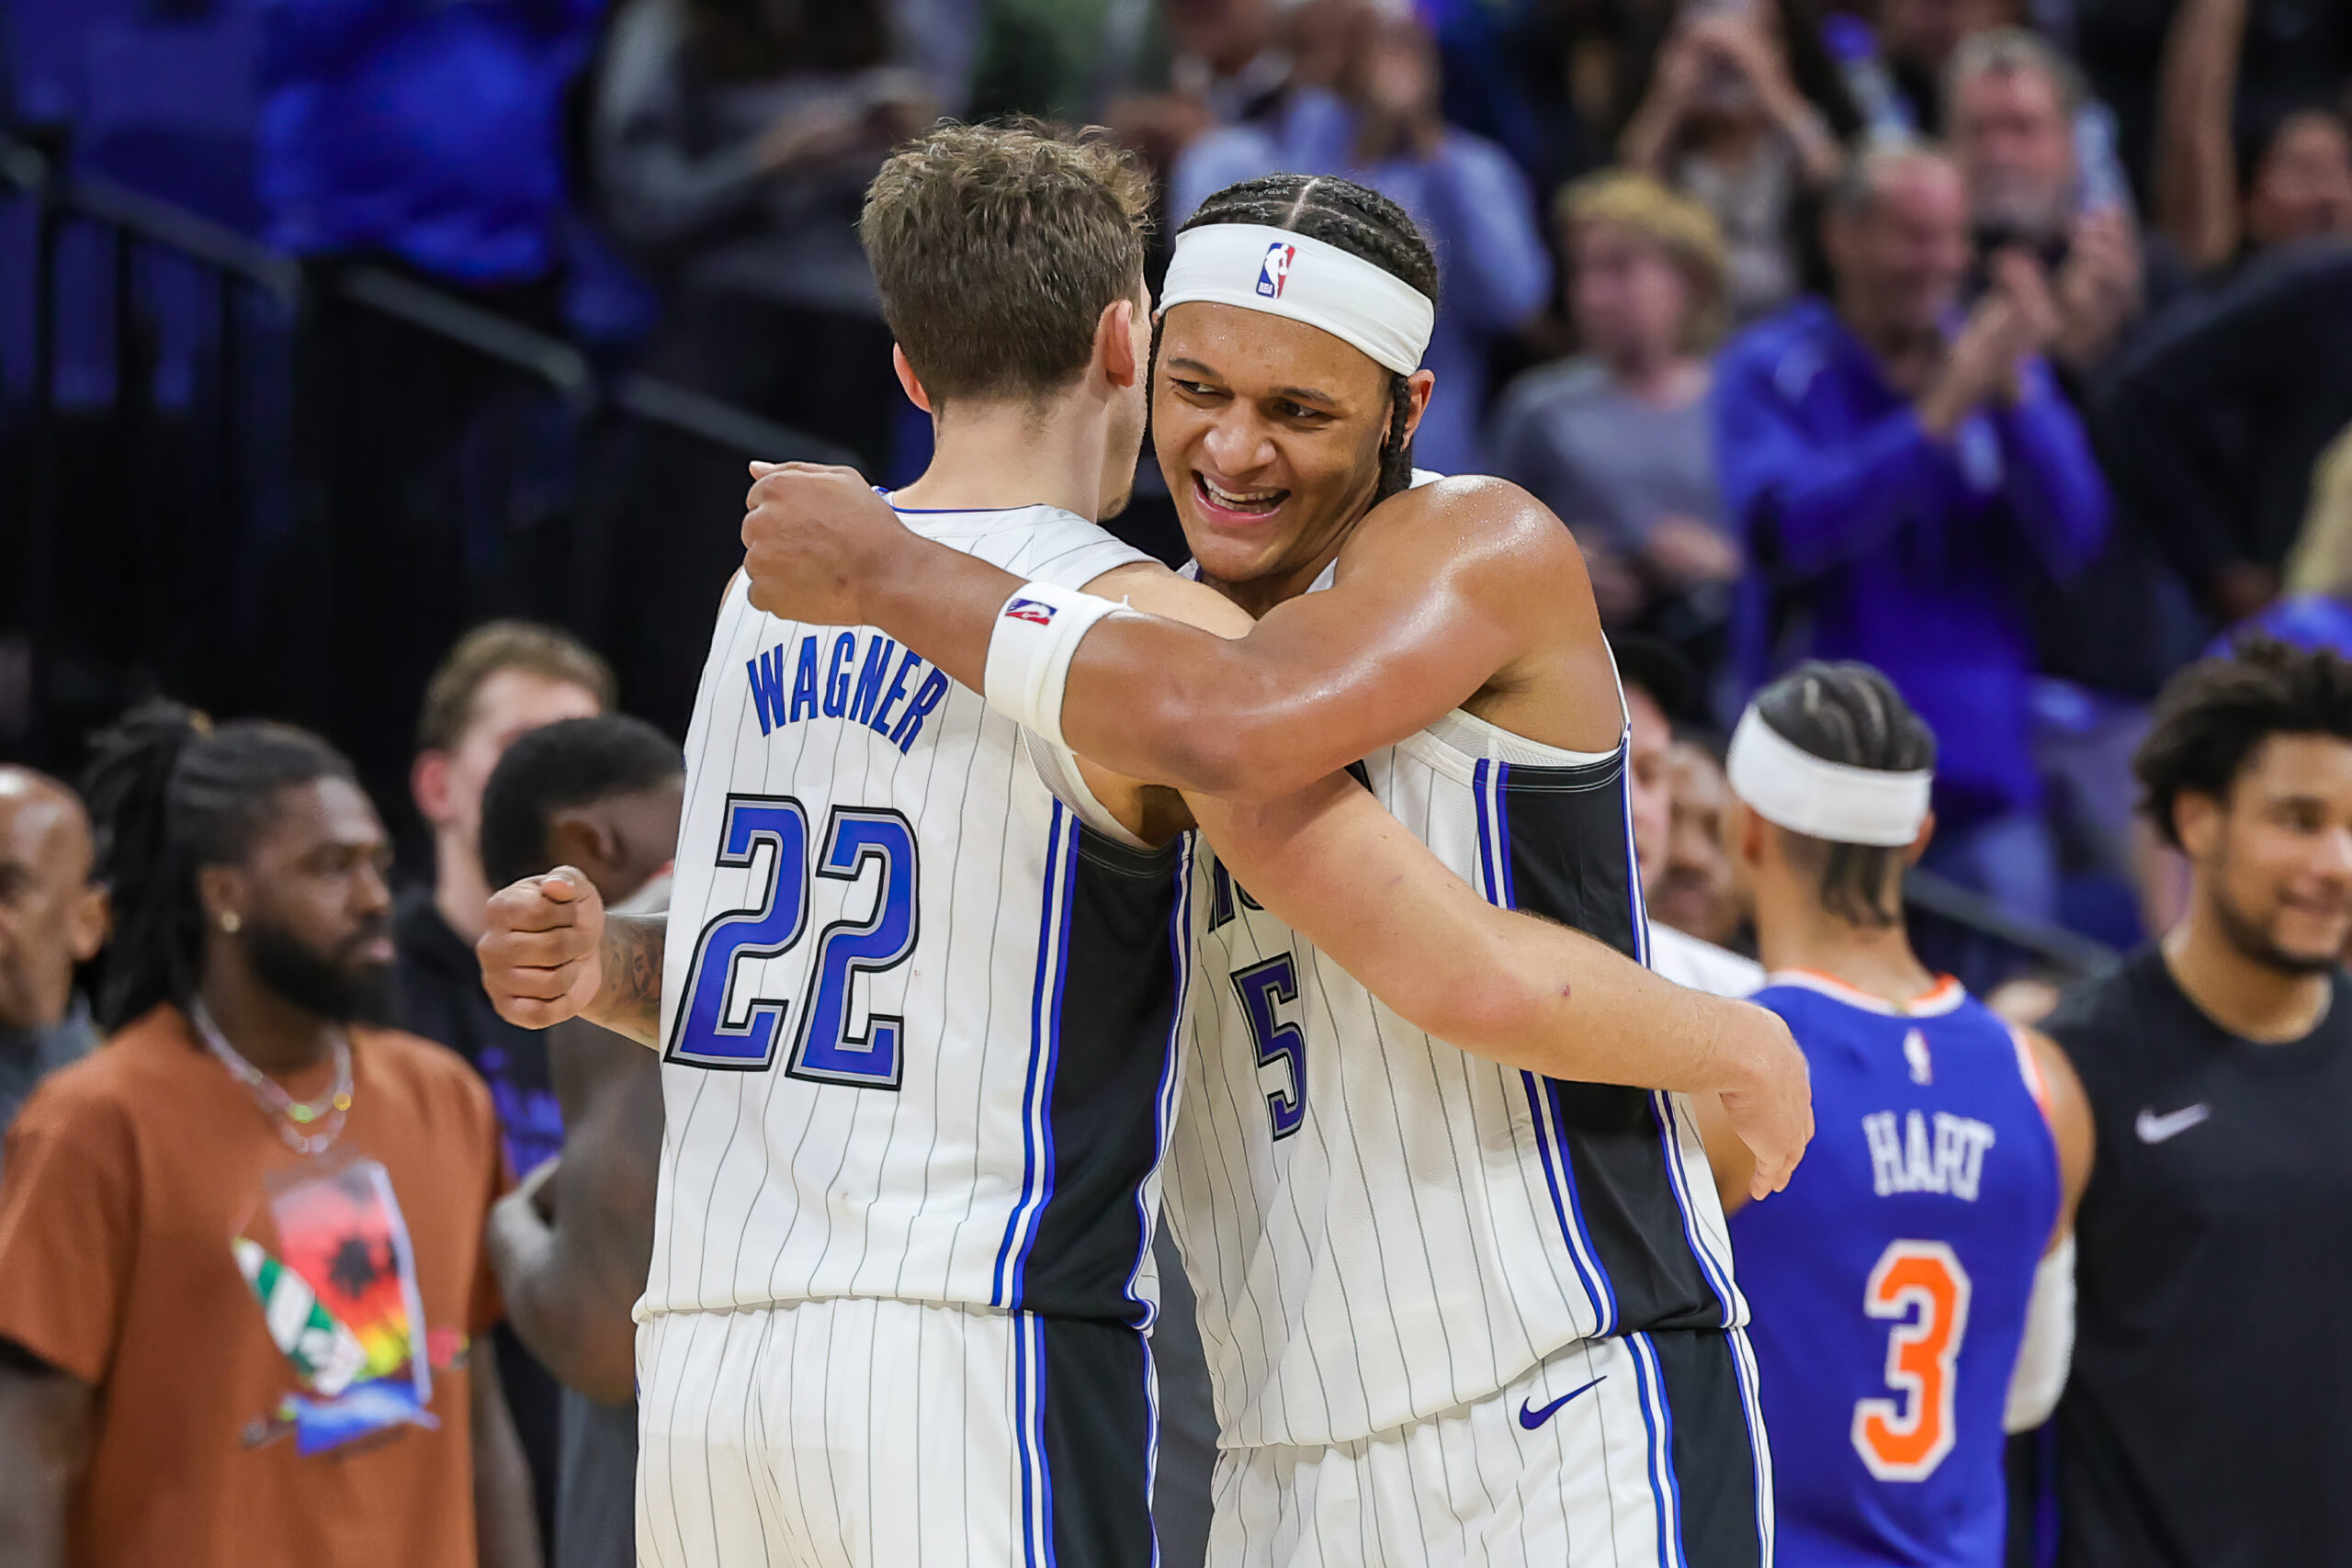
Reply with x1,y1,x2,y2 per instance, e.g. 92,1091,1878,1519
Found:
668,795,920,1088
1234,953,1306,1138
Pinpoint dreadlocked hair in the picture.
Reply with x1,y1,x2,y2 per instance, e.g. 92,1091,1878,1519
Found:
1750,661,1937,928
80,702,356,1032
1172,175,1439,502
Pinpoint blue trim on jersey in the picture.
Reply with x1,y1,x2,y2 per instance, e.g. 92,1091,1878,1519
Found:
1477,758,1623,1334
1016,1315,1039,1566
1125,838,1195,1328
1013,812,1082,1299
1650,1093,1745,1325
997,803,1074,1305
1727,1326,1777,1562
1628,1332,1689,1568
1141,1329,1164,1568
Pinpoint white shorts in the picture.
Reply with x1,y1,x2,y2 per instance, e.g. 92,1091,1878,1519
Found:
1209,1329,1773,1568
635,1298,1159,1568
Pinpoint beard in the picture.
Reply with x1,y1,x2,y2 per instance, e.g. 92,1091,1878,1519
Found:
2209,881,2346,977
246,916,395,1023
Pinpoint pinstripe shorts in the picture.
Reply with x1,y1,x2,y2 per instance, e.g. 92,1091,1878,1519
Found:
1208,1329,1774,1568
634,1298,1158,1568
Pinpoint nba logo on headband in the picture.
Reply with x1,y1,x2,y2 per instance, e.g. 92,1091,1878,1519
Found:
1256,242,1295,299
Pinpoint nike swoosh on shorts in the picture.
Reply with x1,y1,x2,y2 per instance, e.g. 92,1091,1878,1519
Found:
1518,1375,1608,1430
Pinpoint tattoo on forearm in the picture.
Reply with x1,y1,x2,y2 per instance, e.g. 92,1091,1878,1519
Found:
597,914,665,1048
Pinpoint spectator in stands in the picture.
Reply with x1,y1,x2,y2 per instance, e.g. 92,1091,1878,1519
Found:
2105,242,2352,623
1871,0,2017,131
0,769,106,1160
0,707,536,1566
1489,172,1739,635
1659,738,1753,953
1617,0,1859,322
1714,144,2109,924
1172,13,1551,474
1103,0,1305,181
2152,0,2352,276
256,0,599,292
475,716,679,1568
2043,640,2352,1564
1618,636,1763,994
1947,28,2167,379
593,0,931,476
397,620,613,1540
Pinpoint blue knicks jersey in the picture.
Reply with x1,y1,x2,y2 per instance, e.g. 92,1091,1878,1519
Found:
1730,973,2060,1567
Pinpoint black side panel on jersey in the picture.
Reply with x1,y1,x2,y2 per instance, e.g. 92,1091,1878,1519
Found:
1649,1329,1769,1568
1019,825,1186,1323
1496,754,1726,1334
1038,1316,1159,1567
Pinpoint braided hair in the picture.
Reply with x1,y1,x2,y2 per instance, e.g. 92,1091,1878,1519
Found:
1750,661,1937,927
80,703,357,1032
1170,175,1440,502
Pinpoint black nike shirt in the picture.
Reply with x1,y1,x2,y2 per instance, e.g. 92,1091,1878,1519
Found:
2042,946,2352,1567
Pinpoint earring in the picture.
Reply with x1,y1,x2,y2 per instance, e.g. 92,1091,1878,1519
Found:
220,912,242,934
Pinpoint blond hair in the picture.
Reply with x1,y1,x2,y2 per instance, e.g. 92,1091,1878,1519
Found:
1555,170,1731,351
861,120,1153,405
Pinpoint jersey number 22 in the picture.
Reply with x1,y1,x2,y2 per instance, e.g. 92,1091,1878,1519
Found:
666,795,919,1086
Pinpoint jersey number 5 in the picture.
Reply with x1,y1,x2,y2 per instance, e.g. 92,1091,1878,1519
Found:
1852,1239,1973,1482
666,794,919,1087
1233,954,1306,1139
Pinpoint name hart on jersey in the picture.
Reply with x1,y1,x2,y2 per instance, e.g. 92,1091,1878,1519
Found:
1861,1109,1996,1201
745,630,952,754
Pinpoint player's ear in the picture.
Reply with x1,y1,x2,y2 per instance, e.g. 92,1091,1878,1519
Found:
1098,296,1142,389
1904,810,1936,866
2173,789,2222,861
892,344,933,413
1396,368,1436,444
412,750,453,828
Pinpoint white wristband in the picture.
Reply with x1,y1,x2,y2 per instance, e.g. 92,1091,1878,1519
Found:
981,581,1122,750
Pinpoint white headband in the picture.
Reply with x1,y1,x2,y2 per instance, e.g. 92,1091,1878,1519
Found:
1725,705,1933,848
1159,222,1436,375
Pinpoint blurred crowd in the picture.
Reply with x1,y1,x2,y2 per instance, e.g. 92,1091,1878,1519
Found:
16,0,2352,953
3,0,2352,1560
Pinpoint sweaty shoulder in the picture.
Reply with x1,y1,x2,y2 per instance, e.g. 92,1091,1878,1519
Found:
1338,474,1586,586
1083,558,1255,638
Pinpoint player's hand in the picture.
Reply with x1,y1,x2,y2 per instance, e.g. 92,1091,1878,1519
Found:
1717,1005,1814,1201
478,867,605,1030
742,460,912,626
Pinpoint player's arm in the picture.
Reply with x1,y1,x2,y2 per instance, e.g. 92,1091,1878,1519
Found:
2005,1026,2094,1432
468,1336,544,1568
1095,567,1813,1200
478,870,665,1048
1688,1077,1761,1217
483,1026,661,1403
741,463,1620,800
0,1340,90,1568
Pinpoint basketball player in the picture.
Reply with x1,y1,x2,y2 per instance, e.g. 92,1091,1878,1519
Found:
1692,662,2092,1567
478,134,1807,1566
730,175,1790,1562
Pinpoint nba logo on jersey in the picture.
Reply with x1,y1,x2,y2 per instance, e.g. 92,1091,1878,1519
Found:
1002,597,1056,626
1256,242,1295,299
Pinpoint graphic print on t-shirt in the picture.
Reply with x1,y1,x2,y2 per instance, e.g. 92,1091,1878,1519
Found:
232,1157,460,1455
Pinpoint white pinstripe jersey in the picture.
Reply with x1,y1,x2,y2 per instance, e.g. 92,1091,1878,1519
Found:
640,504,1195,1328
1162,593,1748,1451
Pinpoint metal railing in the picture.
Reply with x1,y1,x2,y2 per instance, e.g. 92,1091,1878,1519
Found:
2,130,853,785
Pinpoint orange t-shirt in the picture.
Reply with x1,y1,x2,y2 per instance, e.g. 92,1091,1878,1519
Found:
0,1006,508,1568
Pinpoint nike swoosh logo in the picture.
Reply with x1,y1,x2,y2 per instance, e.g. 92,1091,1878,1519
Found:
2135,1103,2211,1145
1518,1375,1607,1430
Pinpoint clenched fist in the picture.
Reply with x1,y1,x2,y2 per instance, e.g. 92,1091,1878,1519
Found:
477,867,605,1030
741,460,913,626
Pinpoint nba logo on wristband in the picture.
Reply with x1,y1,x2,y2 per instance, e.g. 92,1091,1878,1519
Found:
1257,243,1295,299
1002,599,1057,626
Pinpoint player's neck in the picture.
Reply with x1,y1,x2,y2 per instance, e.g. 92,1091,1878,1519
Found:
435,837,491,946
888,396,1113,522
2163,907,2335,1044
1755,886,1938,1007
